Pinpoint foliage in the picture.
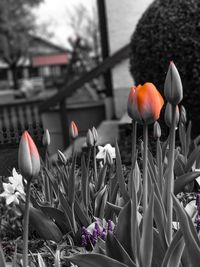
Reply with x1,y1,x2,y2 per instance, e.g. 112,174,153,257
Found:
130,0,200,135
0,0,43,89
1,64,200,265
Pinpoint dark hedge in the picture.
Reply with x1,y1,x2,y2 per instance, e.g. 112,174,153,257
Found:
130,0,200,136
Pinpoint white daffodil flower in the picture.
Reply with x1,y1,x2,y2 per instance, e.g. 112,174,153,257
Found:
0,168,25,205
96,144,116,163
0,183,21,205
8,168,25,195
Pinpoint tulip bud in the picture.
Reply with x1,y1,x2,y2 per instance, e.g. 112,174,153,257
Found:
164,61,183,105
86,129,94,147
57,150,67,165
92,127,98,145
180,105,187,124
70,121,78,139
164,103,179,128
42,129,50,147
153,121,161,139
105,151,113,166
18,131,40,181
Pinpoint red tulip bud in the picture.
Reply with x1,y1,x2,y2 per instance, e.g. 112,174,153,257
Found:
18,131,40,181
70,121,78,139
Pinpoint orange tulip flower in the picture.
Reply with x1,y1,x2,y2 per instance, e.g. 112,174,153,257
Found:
18,131,40,181
128,83,164,124
70,121,78,139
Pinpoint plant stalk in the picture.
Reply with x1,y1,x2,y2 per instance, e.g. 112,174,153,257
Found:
131,120,137,169
22,180,31,267
143,124,148,213
93,145,97,184
166,105,176,243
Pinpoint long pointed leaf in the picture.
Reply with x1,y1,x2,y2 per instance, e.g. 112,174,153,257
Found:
115,140,130,203
81,154,89,213
115,200,134,260
161,229,184,267
106,233,136,267
174,171,200,195
173,195,200,267
66,253,129,267
38,253,46,267
0,244,6,267
140,187,154,267
68,154,76,206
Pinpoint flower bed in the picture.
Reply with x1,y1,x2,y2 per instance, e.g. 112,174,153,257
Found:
1,62,200,266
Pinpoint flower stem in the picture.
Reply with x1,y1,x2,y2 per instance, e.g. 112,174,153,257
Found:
93,145,97,184
166,105,176,243
22,180,31,267
143,124,148,213
87,147,92,173
131,120,137,168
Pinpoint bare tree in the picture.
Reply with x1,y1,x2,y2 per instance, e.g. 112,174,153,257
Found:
0,0,43,89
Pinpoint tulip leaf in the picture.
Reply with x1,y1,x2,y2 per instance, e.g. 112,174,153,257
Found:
39,206,71,233
140,187,154,267
68,154,76,206
29,206,62,242
105,201,122,216
58,189,74,231
185,146,200,172
97,164,108,192
81,154,89,213
115,140,130,203
161,229,184,267
38,253,46,267
174,171,200,195
173,195,200,267
0,244,6,267
152,229,166,267
66,253,129,267
179,123,187,157
94,186,108,219
106,232,136,267
186,120,192,155
154,193,168,251
74,198,91,226
130,175,140,263
115,200,134,260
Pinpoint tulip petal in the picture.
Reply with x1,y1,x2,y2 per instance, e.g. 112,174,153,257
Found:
137,83,164,124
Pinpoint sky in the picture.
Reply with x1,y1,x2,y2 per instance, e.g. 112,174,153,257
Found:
34,0,95,48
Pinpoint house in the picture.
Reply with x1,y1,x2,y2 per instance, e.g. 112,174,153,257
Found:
0,35,70,91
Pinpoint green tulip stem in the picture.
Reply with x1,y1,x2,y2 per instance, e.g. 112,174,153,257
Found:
22,180,31,267
93,145,98,184
131,120,137,168
166,105,176,243
143,124,148,213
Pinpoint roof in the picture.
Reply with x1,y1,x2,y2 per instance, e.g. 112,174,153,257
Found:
32,53,68,66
